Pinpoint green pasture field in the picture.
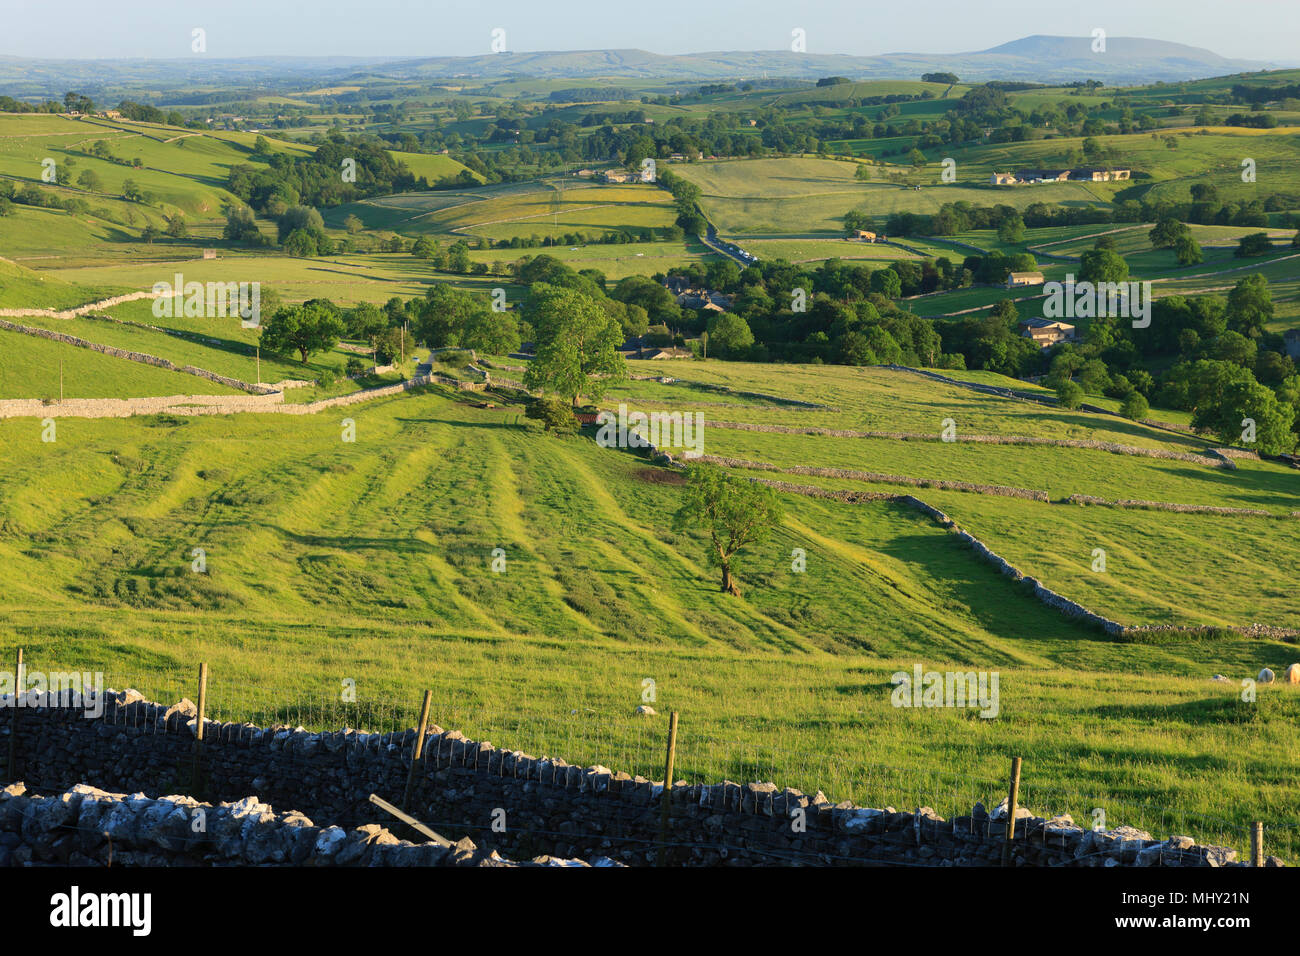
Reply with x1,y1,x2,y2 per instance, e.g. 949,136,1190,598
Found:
673,158,1107,235
2,98,1299,859
0,199,174,262
323,181,556,232
387,150,482,184
0,256,127,308
601,363,1300,630
0,325,244,399
607,363,1202,451
738,238,924,263
465,238,716,280
38,252,498,306
0,115,283,218
426,183,673,238
767,80,965,106
5,304,349,387
1042,224,1297,258
1,376,1297,858
939,369,1193,427
326,180,675,244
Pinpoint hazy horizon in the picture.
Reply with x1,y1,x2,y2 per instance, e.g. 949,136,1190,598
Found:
2,0,1296,62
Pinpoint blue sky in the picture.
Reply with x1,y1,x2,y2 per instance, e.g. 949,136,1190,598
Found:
3,0,1295,61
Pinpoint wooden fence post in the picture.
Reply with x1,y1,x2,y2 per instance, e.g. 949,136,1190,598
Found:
403,689,432,813
190,662,207,795
656,711,679,867
6,648,21,783
1251,822,1264,867
1001,756,1022,867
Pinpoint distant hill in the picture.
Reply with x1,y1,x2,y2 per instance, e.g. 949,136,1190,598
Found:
375,37,1278,85
0,37,1284,96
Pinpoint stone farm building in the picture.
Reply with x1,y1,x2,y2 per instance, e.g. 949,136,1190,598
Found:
992,167,1131,185
604,167,654,184
1019,317,1077,348
1006,271,1046,289
663,276,731,312
1073,167,1132,182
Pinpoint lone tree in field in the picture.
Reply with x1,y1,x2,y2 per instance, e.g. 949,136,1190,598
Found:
260,302,345,364
522,283,626,405
673,463,784,596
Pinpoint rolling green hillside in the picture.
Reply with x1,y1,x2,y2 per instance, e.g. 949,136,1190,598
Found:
2,371,1297,858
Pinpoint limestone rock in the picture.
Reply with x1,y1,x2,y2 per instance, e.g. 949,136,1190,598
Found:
163,698,197,720
989,797,1035,822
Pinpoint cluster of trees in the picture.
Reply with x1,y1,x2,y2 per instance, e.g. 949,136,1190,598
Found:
655,169,709,236
114,100,187,126
595,237,1300,452
548,87,635,103
875,195,1279,242
0,91,103,114
1231,82,1300,105
252,238,1298,457
1223,113,1278,129
644,256,951,366
1147,217,1203,266
0,178,148,227
223,203,337,256
225,134,440,214
1022,252,1298,451
260,252,650,370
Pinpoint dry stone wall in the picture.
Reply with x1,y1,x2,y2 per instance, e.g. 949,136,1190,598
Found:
656,448,1299,642
0,782,613,868
1066,494,1299,520
0,318,272,394
0,391,285,420
0,290,161,319
693,453,1050,500
626,375,835,410
0,693,1275,867
0,375,453,419
700,419,1232,469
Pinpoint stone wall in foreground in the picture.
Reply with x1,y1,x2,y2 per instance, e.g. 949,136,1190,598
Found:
0,782,613,867
0,693,1279,867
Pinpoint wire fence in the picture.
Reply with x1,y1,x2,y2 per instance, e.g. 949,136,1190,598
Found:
3,655,1293,866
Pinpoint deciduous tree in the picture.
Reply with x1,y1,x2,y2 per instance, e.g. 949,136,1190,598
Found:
672,463,784,595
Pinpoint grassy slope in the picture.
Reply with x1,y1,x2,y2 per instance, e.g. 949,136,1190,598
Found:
0,256,127,308
0,326,244,398
2,107,1299,857
605,362,1300,629
2,379,1297,858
